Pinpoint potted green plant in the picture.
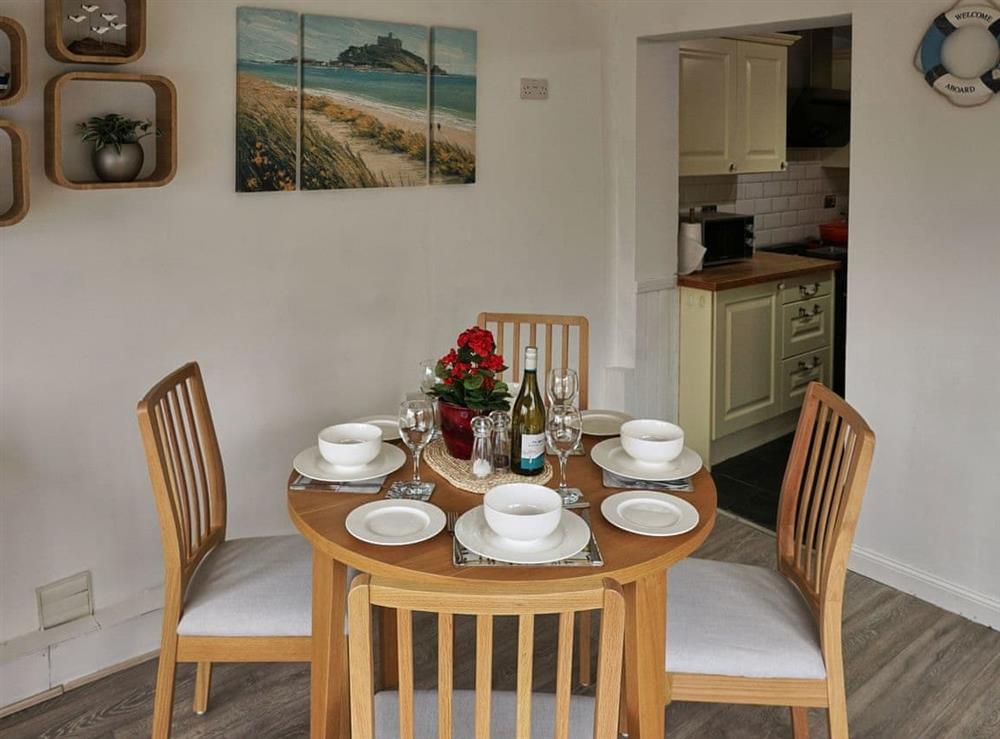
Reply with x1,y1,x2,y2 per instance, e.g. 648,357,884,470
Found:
426,327,511,459
76,114,160,183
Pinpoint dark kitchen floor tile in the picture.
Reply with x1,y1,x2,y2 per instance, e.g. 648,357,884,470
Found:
714,474,779,530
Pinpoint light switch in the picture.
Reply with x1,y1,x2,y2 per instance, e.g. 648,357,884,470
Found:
520,78,548,100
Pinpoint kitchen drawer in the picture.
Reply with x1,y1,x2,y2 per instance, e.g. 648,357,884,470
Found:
781,345,832,413
780,272,833,304
782,294,832,358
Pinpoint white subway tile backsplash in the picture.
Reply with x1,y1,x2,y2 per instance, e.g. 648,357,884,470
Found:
681,159,848,246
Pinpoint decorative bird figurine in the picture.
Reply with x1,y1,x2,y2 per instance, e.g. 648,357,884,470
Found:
100,12,117,21
81,4,99,13
110,22,126,30
91,25,111,35
67,14,87,22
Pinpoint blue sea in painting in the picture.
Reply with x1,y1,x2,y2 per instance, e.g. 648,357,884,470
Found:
237,61,476,129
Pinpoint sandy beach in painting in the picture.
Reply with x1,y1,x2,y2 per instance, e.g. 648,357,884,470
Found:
306,85,475,153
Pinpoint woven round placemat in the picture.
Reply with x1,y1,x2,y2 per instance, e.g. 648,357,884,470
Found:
423,438,552,494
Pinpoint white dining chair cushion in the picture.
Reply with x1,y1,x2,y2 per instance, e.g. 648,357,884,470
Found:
372,690,596,738
178,535,356,638
666,557,826,680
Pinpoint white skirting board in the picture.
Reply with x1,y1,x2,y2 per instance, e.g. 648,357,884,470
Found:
849,545,1000,631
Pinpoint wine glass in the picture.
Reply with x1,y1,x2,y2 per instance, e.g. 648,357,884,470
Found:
398,399,436,495
545,405,584,505
419,359,441,438
419,359,437,395
546,368,579,407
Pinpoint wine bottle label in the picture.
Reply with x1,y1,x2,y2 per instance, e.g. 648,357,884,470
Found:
519,432,545,470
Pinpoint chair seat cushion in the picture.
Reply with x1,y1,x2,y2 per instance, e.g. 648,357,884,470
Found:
666,557,827,680
372,690,596,738
178,535,315,637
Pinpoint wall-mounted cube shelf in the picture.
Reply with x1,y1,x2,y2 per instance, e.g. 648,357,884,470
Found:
0,119,29,226
44,0,146,64
45,71,177,190
0,16,28,106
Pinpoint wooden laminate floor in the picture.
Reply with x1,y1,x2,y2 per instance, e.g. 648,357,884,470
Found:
3,513,998,738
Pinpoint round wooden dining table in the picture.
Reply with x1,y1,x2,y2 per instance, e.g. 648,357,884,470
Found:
288,435,717,739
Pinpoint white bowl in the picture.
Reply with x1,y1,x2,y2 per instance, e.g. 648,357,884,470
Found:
317,423,382,468
484,483,562,541
620,419,684,467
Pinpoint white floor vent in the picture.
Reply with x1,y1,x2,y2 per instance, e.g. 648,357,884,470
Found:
36,571,94,630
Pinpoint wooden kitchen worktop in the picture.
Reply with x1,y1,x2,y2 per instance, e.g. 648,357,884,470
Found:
678,251,841,291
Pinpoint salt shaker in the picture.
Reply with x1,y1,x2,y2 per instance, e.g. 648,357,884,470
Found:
470,416,494,479
489,410,511,473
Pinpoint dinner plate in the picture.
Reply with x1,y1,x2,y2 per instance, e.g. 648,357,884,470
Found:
590,438,703,481
454,507,591,565
581,409,633,437
293,443,406,482
345,500,446,546
349,415,401,442
601,491,699,537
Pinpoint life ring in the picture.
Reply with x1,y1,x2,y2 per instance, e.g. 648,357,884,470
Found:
917,4,1000,106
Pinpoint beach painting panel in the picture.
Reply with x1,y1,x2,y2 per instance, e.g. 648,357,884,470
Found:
236,8,300,192
300,16,429,190
430,27,477,184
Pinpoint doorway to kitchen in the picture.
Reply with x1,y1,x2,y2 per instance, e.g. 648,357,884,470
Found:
642,18,854,531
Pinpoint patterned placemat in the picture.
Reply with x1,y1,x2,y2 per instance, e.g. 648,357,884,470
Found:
423,438,552,494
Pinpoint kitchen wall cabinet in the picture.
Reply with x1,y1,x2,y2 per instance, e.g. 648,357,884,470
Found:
679,36,796,177
679,268,835,466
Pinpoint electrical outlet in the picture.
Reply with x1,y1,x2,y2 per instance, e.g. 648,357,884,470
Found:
824,194,837,208
520,78,548,100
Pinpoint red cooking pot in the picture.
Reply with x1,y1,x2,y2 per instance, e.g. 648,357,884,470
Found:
818,219,848,246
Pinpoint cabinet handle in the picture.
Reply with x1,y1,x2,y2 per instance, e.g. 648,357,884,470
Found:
796,357,822,374
780,161,787,170
729,162,737,172
799,282,820,298
777,282,786,291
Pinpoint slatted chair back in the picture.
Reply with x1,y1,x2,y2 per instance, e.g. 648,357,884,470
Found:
348,576,625,739
776,382,876,637
476,312,590,409
137,362,227,598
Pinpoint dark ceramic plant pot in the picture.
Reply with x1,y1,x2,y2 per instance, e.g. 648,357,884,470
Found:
437,400,482,460
93,142,144,182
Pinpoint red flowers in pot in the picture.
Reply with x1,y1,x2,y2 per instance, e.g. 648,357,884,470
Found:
427,327,511,458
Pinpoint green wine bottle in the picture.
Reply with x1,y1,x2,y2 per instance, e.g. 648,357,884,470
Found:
511,346,547,476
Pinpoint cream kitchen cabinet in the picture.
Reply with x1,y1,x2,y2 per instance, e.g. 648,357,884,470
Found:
678,262,836,467
679,36,796,177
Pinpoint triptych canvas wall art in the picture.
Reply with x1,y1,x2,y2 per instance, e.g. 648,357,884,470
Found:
236,8,477,192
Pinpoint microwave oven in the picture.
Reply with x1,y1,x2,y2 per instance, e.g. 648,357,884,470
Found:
684,211,755,267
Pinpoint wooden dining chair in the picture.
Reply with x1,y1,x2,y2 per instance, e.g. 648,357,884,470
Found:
665,382,876,738
348,575,625,739
137,362,314,738
476,312,590,409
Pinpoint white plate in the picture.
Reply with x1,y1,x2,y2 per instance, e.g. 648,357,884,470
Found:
293,443,406,482
349,415,401,442
590,438,703,481
581,409,633,437
601,491,699,537
454,506,591,565
345,500,446,546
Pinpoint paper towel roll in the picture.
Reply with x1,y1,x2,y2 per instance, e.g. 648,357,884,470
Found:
678,222,706,275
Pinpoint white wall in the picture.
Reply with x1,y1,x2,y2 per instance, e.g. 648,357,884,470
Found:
0,0,610,687
608,0,1000,627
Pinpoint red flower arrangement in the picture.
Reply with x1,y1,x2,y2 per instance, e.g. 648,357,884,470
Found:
429,327,511,411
